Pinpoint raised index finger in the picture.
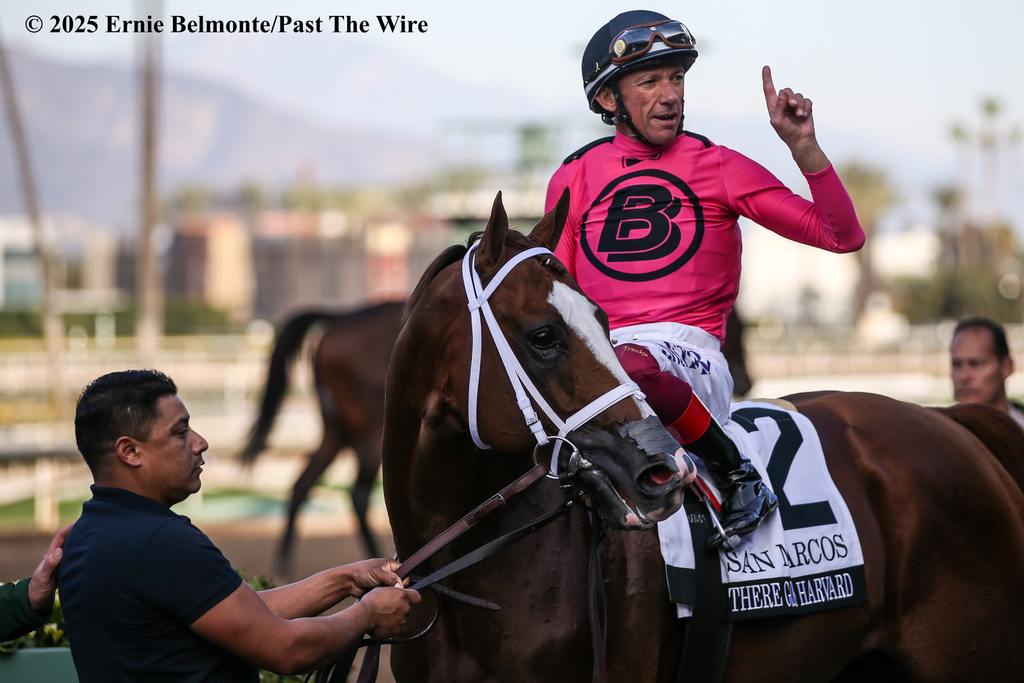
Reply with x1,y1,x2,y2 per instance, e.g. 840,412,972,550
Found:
762,65,777,105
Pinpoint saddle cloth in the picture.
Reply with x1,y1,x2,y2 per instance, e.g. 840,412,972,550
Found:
658,401,867,620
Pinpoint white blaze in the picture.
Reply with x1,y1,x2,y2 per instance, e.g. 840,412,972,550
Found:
547,281,655,418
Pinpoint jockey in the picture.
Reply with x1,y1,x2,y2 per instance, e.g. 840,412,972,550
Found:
546,10,865,545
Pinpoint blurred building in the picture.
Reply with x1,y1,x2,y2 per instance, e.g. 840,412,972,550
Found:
0,217,42,309
739,221,941,326
366,221,412,300
82,231,119,291
250,210,366,323
0,215,119,312
873,224,942,280
57,228,127,313
406,215,460,291
166,213,254,320
250,209,455,323
429,185,546,238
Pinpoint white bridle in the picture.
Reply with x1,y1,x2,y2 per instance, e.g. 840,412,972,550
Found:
461,242,645,474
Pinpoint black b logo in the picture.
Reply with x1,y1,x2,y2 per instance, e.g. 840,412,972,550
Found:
598,184,681,262
581,169,703,281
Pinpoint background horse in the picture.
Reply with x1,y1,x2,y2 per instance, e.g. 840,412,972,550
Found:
725,307,752,398
240,280,752,574
239,301,404,572
383,193,1024,682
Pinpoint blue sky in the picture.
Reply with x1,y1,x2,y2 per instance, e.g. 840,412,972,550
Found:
2,0,1022,228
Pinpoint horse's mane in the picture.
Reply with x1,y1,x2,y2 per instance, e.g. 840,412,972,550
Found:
405,243,467,322
932,403,1024,490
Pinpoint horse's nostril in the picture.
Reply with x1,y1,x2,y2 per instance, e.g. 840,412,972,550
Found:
643,465,676,487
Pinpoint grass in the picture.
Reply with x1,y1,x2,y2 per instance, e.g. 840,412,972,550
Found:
0,489,286,528
321,478,385,495
0,498,88,526
1,582,305,682
0,481,378,529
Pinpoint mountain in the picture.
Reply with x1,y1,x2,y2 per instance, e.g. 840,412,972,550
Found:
0,48,440,226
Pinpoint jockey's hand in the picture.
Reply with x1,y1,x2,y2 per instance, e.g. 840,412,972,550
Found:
358,586,422,639
344,558,405,598
762,65,828,173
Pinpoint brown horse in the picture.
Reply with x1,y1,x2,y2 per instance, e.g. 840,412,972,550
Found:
725,306,752,398
239,301,405,571
241,301,751,574
382,193,1024,682
931,402,1024,489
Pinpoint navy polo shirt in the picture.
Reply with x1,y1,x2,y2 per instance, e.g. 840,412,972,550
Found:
57,485,257,683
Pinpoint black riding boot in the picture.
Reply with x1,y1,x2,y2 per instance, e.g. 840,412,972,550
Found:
686,419,778,547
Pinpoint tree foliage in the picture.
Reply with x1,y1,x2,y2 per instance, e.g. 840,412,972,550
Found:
887,265,1022,324
837,160,899,322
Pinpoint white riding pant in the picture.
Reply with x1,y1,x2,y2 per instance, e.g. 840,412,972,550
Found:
610,322,734,426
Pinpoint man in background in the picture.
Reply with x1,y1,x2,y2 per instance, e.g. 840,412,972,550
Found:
950,316,1024,429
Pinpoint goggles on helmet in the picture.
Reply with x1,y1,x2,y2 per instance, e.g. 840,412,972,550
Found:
607,20,696,66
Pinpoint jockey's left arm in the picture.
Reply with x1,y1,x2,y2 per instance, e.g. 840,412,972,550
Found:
724,65,863,253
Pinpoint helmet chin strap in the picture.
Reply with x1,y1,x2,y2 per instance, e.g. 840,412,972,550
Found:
609,83,686,148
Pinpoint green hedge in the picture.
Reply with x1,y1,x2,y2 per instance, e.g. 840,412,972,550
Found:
0,301,242,338
2,577,304,682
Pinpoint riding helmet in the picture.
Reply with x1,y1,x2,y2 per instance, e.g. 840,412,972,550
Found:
582,10,698,116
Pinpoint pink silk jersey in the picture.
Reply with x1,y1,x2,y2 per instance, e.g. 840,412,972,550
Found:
545,131,865,342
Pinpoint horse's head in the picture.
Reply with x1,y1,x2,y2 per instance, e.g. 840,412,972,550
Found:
399,190,685,529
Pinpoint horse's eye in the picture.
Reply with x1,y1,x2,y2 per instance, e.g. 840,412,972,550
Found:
529,328,558,350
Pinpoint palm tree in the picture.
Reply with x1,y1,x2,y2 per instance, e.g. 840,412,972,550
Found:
978,97,1003,227
236,181,266,226
0,30,66,418
949,121,972,240
135,2,163,362
932,184,962,268
838,161,898,323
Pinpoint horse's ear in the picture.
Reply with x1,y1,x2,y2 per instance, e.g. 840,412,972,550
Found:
477,191,509,272
529,188,570,251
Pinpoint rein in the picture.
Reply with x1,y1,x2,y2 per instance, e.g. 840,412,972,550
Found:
313,243,631,683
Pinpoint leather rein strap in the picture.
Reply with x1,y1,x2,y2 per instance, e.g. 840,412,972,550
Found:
587,505,609,683
395,462,550,580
